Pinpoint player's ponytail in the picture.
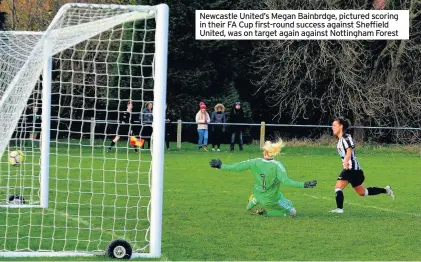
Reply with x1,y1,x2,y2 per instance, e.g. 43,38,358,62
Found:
334,117,351,131
262,139,285,157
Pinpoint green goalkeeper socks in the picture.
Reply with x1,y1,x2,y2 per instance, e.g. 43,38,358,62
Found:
246,198,257,210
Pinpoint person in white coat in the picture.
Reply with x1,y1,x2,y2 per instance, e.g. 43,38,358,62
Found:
195,102,210,151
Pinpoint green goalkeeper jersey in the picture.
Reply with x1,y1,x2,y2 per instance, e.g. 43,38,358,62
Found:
221,158,304,205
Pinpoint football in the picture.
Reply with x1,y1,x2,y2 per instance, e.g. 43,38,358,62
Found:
8,194,25,205
9,150,24,166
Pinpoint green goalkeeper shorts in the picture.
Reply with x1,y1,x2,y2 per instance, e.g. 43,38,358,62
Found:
253,193,294,216
263,197,294,217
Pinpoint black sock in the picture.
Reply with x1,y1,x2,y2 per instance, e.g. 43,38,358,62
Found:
335,190,344,209
133,146,138,152
109,141,115,149
367,187,386,195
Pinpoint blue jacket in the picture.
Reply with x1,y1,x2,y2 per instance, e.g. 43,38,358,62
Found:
141,108,153,123
211,111,226,131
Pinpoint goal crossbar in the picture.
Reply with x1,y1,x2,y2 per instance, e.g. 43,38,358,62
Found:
0,7,156,160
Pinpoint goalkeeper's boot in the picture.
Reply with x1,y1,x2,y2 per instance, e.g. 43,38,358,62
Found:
385,185,395,200
254,208,266,215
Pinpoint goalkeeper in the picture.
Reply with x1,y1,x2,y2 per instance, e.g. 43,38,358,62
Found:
209,139,317,217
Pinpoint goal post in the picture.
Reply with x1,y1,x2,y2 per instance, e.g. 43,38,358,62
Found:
0,3,168,258
40,45,52,210
150,4,169,257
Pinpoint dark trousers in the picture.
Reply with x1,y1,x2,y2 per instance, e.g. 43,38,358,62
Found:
165,132,170,149
212,128,224,148
141,126,153,149
230,130,243,150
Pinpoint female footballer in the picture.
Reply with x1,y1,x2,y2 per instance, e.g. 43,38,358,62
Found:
330,117,394,213
209,139,317,217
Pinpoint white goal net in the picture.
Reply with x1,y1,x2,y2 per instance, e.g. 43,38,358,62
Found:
0,3,168,258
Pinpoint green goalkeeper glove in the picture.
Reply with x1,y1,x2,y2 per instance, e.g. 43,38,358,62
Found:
209,159,222,169
304,180,317,188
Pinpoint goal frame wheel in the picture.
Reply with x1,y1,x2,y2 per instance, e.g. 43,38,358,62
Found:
105,239,132,259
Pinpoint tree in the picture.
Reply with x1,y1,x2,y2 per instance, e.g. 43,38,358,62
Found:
0,0,6,30
254,0,421,142
0,0,53,30
140,0,259,123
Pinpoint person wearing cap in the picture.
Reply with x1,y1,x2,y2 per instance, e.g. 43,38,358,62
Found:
195,102,211,151
229,102,245,151
211,103,226,151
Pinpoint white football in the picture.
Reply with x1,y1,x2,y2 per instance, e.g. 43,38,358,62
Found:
9,151,24,166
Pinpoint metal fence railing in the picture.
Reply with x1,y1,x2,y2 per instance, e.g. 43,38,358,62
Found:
84,119,421,148
12,117,421,148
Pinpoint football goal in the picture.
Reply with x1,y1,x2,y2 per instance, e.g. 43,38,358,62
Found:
0,3,168,259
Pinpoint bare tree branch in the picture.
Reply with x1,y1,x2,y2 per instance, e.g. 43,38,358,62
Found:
253,0,421,142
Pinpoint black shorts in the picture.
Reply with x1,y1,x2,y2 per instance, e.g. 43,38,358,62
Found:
337,169,365,187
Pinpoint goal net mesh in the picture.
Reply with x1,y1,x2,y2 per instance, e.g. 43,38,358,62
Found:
0,4,158,254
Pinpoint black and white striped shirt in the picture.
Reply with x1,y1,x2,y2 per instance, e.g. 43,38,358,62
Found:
336,133,361,170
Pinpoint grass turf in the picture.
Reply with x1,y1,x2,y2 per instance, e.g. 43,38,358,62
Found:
0,142,420,260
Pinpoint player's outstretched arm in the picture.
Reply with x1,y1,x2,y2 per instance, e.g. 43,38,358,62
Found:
277,166,317,188
209,159,254,171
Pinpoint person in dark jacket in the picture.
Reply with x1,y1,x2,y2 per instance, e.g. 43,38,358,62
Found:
26,106,42,148
229,102,245,151
107,100,138,153
211,103,226,151
165,104,171,150
140,102,153,149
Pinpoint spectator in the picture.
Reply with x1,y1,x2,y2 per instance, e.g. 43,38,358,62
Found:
107,100,139,153
211,103,226,151
27,106,42,148
229,101,245,151
165,104,171,150
196,102,210,151
140,102,153,149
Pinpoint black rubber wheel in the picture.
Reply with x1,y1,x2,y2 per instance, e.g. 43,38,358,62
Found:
105,239,132,259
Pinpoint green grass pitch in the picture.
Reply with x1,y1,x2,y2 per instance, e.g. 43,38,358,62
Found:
0,143,420,260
